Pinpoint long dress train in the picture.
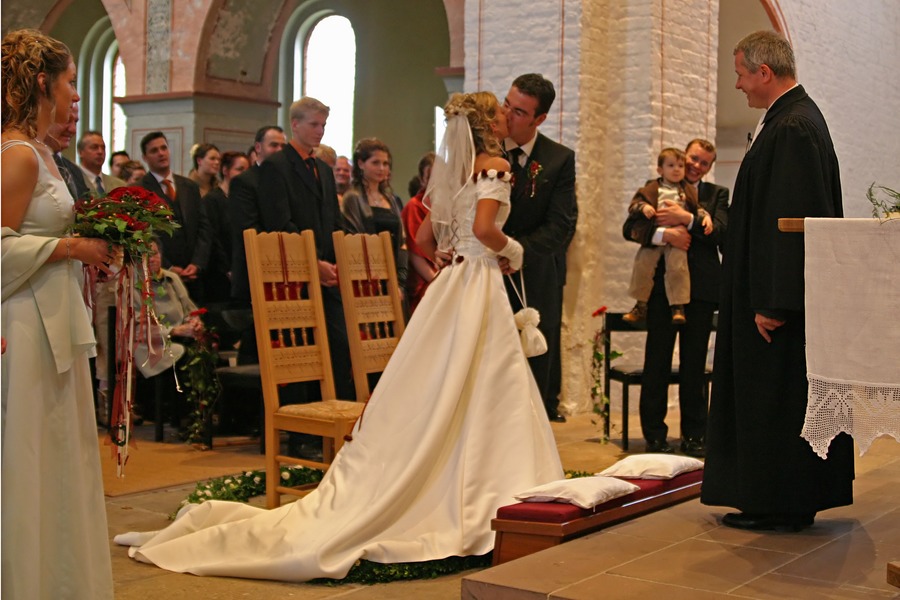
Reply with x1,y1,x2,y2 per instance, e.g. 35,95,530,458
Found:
116,171,563,581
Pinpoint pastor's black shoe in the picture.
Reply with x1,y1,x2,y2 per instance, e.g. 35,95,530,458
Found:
645,439,674,453
680,437,705,458
548,411,567,423
722,512,814,532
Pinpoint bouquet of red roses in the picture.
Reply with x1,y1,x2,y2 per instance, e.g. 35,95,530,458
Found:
69,186,179,260
69,186,180,476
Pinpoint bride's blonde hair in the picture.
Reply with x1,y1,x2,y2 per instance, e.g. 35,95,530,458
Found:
443,92,503,157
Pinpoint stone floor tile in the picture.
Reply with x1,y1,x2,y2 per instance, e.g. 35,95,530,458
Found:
609,538,796,593
733,572,899,599
776,530,900,594
550,573,736,599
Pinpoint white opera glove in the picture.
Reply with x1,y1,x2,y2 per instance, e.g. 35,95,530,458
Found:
499,236,524,271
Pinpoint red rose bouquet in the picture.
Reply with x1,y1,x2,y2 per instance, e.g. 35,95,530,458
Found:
69,186,179,260
69,186,180,476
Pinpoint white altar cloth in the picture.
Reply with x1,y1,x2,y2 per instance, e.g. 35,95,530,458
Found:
802,217,900,458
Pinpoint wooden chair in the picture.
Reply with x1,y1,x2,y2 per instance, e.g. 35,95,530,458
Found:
332,231,406,401
244,229,364,508
603,312,716,451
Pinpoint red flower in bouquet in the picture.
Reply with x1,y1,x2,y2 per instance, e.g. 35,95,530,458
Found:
69,186,179,260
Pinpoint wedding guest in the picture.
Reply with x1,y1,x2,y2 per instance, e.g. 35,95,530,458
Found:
334,155,352,202
188,143,221,198
120,159,147,185
43,100,90,200
109,149,130,179
132,239,203,423
623,139,728,456
315,143,337,167
401,151,436,314
77,130,126,195
256,98,353,398
341,137,408,298
139,131,211,302
701,30,851,531
2,28,114,598
202,150,251,306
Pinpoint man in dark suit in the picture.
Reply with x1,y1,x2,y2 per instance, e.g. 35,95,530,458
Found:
501,73,577,423
138,131,211,302
624,139,729,456
45,102,90,201
257,98,354,400
702,30,851,532
227,125,286,364
229,125,287,304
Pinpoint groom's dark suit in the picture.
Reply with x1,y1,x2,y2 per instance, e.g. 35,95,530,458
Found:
140,172,211,301
503,133,577,417
626,179,729,443
256,144,354,400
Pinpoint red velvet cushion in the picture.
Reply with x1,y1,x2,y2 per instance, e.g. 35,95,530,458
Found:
496,469,702,523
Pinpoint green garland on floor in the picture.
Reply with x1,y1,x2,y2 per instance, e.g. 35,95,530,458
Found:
176,467,591,584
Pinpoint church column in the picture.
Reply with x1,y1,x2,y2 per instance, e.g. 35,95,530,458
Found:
104,0,286,172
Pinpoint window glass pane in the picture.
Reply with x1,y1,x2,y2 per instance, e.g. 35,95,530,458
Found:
303,16,356,158
111,53,127,156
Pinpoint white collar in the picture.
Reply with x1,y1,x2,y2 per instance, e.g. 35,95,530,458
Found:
504,132,538,157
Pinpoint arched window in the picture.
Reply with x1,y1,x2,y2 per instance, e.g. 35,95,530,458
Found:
106,51,128,155
78,18,128,165
279,11,357,158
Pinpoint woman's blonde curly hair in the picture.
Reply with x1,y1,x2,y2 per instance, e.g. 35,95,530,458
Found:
444,92,503,157
1,29,71,138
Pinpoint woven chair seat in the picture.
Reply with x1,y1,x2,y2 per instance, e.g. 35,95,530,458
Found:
278,400,363,420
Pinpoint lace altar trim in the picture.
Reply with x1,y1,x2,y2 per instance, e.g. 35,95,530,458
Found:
801,374,900,459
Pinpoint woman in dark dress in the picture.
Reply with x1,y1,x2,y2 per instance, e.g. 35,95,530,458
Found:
340,138,407,299
201,150,250,307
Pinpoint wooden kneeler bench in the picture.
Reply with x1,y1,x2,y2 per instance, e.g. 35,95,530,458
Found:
491,469,703,566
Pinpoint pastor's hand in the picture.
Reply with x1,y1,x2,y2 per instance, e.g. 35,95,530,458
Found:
755,313,785,343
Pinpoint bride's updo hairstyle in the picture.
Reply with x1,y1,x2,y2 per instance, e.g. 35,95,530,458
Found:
444,92,503,157
1,29,72,137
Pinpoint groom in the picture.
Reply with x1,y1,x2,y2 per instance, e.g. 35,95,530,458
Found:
501,74,578,422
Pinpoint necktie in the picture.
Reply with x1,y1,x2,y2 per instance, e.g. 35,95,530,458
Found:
162,178,176,201
95,175,106,196
53,154,78,199
509,147,526,177
305,157,319,182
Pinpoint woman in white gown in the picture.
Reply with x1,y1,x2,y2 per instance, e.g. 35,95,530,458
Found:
2,29,115,599
115,91,564,582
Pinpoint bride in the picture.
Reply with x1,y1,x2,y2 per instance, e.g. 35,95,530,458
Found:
116,91,563,582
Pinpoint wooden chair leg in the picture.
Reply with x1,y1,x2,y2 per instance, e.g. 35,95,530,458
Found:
154,376,164,442
622,385,630,452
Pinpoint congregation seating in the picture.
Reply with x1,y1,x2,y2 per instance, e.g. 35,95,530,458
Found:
603,311,716,451
243,229,364,508
490,469,703,566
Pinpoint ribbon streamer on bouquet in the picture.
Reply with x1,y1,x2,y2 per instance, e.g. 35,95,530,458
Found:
106,254,165,477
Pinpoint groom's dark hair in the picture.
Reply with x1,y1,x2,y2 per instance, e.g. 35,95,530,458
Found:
511,73,556,117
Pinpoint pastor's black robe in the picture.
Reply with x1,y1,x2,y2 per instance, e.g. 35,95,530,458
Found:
701,85,854,515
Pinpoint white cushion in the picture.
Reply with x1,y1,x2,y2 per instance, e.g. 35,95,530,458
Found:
514,476,640,509
597,454,704,480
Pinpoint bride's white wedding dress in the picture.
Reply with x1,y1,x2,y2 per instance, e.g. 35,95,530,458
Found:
116,170,563,582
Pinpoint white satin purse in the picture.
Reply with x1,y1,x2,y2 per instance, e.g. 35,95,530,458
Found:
507,272,548,357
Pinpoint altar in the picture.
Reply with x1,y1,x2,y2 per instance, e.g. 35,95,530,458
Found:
795,217,900,459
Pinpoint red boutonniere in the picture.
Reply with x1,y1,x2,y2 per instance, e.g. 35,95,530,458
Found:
528,161,543,198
